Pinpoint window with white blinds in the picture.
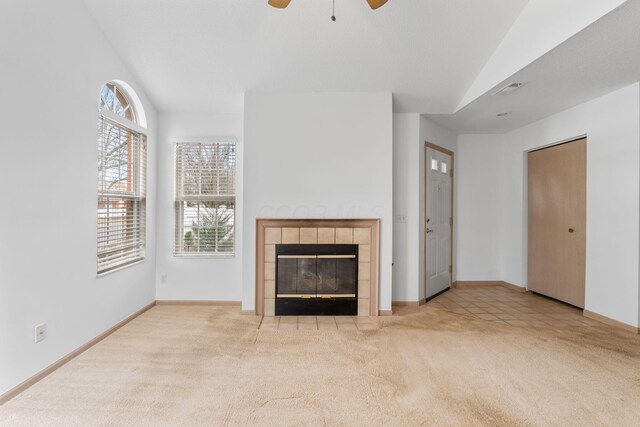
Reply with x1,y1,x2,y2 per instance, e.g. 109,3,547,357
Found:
97,83,147,274
175,142,236,255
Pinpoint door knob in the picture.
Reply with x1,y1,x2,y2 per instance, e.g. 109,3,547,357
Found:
426,228,434,234
568,228,574,233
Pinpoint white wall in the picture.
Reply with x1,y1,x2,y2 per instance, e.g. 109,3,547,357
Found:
392,115,458,302
505,83,640,328
419,117,458,299
456,135,504,280
392,114,421,302
0,0,158,395
243,92,393,312
155,113,243,301
457,83,640,327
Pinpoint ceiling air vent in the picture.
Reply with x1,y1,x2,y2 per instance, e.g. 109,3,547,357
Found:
492,82,527,96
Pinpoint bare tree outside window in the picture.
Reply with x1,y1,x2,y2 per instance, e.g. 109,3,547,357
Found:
97,83,146,274
175,142,236,255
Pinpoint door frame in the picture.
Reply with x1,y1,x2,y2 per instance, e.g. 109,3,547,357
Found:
523,134,586,289
423,141,455,301
525,136,587,307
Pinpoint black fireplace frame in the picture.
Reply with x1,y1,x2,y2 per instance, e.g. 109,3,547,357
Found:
275,244,358,316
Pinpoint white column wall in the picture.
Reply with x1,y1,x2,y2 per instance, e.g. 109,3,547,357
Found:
243,92,393,312
392,114,421,302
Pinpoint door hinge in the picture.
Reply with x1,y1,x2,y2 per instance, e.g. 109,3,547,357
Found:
449,265,452,273
450,168,454,177
449,217,453,227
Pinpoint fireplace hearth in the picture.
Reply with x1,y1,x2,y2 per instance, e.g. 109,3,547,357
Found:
276,244,358,316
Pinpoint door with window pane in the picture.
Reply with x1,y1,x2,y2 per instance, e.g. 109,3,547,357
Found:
425,146,452,298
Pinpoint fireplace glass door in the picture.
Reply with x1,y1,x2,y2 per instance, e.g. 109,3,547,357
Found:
275,245,358,315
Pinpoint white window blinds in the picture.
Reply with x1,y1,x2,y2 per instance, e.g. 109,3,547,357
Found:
174,142,236,255
98,115,147,274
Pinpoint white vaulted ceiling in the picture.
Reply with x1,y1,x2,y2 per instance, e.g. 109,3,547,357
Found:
81,0,640,132
429,0,640,132
80,0,528,114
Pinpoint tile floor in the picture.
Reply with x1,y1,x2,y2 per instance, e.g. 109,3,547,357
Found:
258,315,380,331
258,286,602,330
426,285,600,328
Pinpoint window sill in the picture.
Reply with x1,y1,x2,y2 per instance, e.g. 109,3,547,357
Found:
97,259,146,278
173,253,236,259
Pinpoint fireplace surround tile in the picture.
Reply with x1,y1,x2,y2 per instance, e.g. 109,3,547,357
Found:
335,228,353,244
256,219,380,317
358,299,371,316
265,299,275,315
265,263,276,281
353,228,371,244
358,263,371,281
282,228,300,244
265,228,282,244
359,244,371,262
265,245,276,263
300,228,318,244
265,280,276,299
358,280,370,298
318,228,335,244
264,299,275,316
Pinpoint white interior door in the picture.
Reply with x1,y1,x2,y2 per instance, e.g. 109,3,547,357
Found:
425,147,452,298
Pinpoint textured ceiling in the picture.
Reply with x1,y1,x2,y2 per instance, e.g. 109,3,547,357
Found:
81,0,528,114
428,0,640,133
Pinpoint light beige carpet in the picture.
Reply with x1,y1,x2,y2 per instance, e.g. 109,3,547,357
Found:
1,304,640,426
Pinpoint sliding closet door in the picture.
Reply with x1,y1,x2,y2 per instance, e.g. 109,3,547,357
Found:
528,138,586,308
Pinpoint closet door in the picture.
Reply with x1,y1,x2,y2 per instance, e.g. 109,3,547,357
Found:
528,139,586,308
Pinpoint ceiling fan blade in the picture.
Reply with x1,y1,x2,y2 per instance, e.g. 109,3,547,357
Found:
366,0,388,10
268,0,292,8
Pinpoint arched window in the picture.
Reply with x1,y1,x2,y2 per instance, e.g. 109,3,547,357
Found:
99,82,135,122
97,82,147,274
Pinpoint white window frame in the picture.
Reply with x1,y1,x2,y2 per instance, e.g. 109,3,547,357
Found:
173,137,237,258
97,89,147,276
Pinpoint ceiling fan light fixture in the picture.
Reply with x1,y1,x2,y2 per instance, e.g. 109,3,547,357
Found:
268,0,292,9
268,0,390,11
366,0,389,10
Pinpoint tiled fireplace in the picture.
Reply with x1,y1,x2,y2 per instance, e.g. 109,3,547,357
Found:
255,219,380,317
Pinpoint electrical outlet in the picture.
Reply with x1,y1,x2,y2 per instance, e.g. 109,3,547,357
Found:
161,274,167,284
34,323,47,343
397,214,407,224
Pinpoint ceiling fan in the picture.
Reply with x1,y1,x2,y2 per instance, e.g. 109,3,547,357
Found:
268,0,389,11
